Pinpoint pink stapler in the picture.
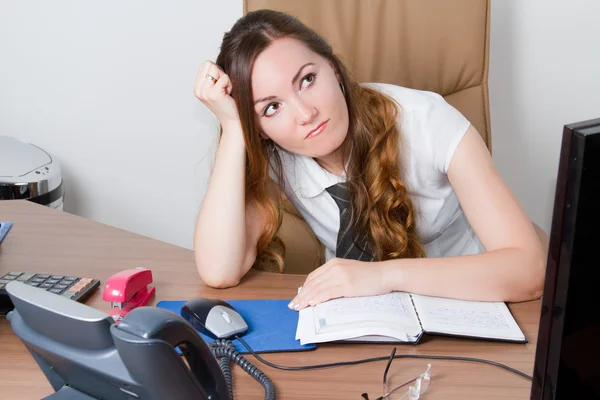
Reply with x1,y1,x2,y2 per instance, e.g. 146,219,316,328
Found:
103,267,156,322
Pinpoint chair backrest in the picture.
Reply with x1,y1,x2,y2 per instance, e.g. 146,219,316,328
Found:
243,0,492,273
244,0,492,149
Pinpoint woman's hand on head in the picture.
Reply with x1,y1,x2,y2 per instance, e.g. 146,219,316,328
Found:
194,60,240,125
288,258,391,311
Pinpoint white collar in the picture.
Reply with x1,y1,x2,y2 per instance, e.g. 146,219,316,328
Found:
275,147,346,199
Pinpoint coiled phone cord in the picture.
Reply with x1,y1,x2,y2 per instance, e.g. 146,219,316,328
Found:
210,339,276,400
217,353,234,400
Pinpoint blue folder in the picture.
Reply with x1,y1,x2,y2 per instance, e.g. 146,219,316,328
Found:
0,222,13,244
156,299,316,354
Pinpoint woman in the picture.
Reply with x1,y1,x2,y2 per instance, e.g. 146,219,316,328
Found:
193,9,545,310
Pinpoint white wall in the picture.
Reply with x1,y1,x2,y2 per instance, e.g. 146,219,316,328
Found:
1,0,598,250
489,0,600,233
0,0,243,249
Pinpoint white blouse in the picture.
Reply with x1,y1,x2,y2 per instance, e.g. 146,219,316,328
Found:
270,83,485,262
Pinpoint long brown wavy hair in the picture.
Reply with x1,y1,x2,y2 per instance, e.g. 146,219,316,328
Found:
216,10,425,271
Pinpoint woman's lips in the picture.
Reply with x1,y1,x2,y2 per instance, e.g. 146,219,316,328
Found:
305,119,330,139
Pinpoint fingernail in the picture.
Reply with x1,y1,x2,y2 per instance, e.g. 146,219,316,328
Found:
288,302,294,309
294,303,300,310
308,300,315,306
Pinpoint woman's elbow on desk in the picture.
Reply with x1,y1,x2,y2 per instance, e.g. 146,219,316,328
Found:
195,262,242,289
194,257,244,289
501,247,546,303
202,275,241,289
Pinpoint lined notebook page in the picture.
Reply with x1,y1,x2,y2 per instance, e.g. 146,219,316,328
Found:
295,292,422,345
411,294,526,341
314,292,420,333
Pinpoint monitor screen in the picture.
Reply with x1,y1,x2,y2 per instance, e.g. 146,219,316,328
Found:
530,118,600,399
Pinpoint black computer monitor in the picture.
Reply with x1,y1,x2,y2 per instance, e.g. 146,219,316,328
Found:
530,118,600,399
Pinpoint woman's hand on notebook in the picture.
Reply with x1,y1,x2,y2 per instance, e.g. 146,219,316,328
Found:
288,258,389,311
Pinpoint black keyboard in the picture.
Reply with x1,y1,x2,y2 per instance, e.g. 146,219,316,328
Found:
0,272,100,316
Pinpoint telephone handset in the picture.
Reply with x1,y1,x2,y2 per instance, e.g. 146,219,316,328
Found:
112,307,231,400
6,281,231,400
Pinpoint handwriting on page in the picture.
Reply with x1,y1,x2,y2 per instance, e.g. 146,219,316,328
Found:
321,292,415,319
424,305,510,329
313,292,423,336
411,294,523,339
302,292,423,342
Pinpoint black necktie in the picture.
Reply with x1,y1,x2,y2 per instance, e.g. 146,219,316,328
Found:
325,183,375,262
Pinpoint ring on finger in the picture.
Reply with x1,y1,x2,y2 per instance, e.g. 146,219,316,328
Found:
205,74,217,84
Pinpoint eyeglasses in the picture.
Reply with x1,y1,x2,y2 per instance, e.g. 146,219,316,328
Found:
361,348,431,400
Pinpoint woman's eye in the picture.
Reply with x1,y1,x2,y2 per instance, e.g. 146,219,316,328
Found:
300,73,316,90
263,102,280,117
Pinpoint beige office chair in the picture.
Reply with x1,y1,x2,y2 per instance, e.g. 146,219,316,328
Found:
244,0,549,274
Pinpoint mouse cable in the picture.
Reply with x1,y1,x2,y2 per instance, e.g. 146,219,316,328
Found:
234,335,533,381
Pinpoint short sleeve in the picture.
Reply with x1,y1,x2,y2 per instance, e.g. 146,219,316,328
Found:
421,92,471,174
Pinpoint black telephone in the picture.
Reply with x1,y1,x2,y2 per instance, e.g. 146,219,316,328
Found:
6,280,232,400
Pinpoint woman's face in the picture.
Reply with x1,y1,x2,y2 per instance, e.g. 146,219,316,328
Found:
251,38,349,162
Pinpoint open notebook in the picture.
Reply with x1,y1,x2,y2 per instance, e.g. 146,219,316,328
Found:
296,292,527,345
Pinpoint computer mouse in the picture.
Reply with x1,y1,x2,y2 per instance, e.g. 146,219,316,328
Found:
181,298,248,339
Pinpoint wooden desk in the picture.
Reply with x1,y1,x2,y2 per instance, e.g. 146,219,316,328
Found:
0,201,541,399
